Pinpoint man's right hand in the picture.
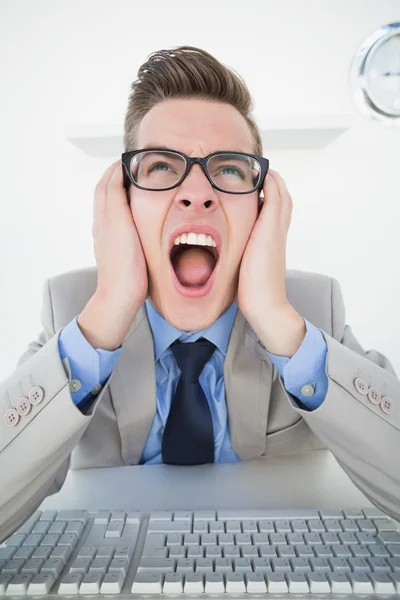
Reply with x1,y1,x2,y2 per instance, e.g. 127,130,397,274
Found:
78,160,149,351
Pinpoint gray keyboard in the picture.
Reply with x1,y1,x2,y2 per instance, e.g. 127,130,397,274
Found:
1,507,400,596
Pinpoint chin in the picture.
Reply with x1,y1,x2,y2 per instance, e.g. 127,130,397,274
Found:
149,284,235,332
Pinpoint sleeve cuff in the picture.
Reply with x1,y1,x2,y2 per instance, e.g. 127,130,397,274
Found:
58,316,123,394
266,318,328,410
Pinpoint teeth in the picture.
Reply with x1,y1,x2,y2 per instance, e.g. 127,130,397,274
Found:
174,232,217,247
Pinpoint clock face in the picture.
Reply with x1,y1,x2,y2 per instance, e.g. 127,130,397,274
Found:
365,33,400,116
350,22,400,123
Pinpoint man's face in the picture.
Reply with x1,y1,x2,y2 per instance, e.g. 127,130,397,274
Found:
130,98,261,331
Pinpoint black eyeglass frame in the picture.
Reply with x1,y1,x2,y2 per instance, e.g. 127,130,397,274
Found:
121,149,269,204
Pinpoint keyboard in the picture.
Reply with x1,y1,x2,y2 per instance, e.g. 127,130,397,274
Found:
1,508,400,597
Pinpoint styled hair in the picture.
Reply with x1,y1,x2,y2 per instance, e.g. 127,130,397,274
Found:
123,45,262,156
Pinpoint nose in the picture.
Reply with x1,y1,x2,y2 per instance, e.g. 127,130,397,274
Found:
174,163,219,210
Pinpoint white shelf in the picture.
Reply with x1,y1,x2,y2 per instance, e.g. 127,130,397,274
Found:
65,115,352,156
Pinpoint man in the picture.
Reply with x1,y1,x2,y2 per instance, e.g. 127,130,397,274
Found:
1,45,399,543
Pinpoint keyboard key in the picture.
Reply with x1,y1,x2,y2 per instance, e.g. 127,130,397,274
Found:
79,572,103,594
291,519,308,532
343,508,364,519
369,572,396,594
333,544,352,557
17,514,41,534
4,534,25,548
308,519,325,532
27,573,55,595
100,572,125,594
205,572,225,593
77,545,97,559
126,511,141,524
193,520,208,533
56,510,88,524
307,572,331,593
39,511,56,521
89,557,110,574
271,558,291,573
187,546,203,558
225,572,245,592
219,533,234,545
69,557,92,574
138,558,175,572
175,558,194,573
287,572,309,593
348,572,373,593
378,531,400,545
21,559,44,575
2,559,25,575
291,558,311,572
246,572,267,592
31,521,51,535
32,546,52,560
148,521,190,533
94,510,111,524
233,558,252,573
6,573,33,595
214,558,232,573
168,546,186,558
0,573,14,594
348,557,370,572
341,519,359,532
105,520,124,538
196,558,213,573
328,572,352,593
142,546,168,558
318,509,343,519
258,520,275,533
310,558,330,572
367,556,391,572
184,573,204,593
253,557,272,572
362,507,386,518
132,572,163,593
368,543,390,557
41,558,64,578
65,521,84,536
174,511,192,522
329,557,351,572
163,572,183,593
296,544,315,558
324,519,342,532
13,546,35,560
96,546,114,558
223,545,240,557
148,511,173,521
266,572,288,593
58,572,83,594
195,510,216,521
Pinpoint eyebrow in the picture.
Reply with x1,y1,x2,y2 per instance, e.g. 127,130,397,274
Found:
141,144,251,154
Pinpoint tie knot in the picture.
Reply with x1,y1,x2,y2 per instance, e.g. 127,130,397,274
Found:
170,337,216,382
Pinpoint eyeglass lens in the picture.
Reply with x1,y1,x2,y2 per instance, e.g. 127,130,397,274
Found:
129,151,261,192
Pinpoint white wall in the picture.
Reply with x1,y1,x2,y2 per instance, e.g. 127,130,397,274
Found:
0,0,399,379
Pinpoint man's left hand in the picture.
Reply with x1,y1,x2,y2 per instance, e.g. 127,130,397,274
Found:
234,169,306,357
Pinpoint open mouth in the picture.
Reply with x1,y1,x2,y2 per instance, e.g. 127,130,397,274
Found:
169,244,220,295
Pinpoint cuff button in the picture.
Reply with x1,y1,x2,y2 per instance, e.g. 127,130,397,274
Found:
17,398,32,416
4,408,20,427
29,386,45,405
69,379,82,393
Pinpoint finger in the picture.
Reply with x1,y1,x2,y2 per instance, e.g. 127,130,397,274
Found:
105,160,126,211
94,160,121,220
269,169,292,208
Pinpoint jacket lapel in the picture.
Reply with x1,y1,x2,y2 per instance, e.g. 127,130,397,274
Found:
109,304,274,464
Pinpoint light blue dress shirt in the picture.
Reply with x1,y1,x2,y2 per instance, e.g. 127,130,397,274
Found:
58,299,328,464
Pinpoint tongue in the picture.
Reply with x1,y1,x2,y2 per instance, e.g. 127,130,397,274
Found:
173,247,215,287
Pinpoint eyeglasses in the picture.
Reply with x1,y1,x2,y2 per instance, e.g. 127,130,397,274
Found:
121,148,269,203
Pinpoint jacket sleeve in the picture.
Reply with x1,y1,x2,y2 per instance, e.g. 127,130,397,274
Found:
281,276,400,522
0,279,117,543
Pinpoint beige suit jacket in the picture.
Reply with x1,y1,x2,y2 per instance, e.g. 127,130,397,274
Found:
1,266,399,542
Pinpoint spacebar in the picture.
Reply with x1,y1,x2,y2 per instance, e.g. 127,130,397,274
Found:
217,509,320,520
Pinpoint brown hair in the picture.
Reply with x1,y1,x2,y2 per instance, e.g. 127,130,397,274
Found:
123,45,262,156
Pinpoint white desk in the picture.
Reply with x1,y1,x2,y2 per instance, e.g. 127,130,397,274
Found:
40,450,386,515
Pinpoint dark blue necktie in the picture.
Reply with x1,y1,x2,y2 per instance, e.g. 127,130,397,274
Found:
162,337,216,465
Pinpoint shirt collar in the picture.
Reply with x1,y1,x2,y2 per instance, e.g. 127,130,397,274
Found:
144,298,238,361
